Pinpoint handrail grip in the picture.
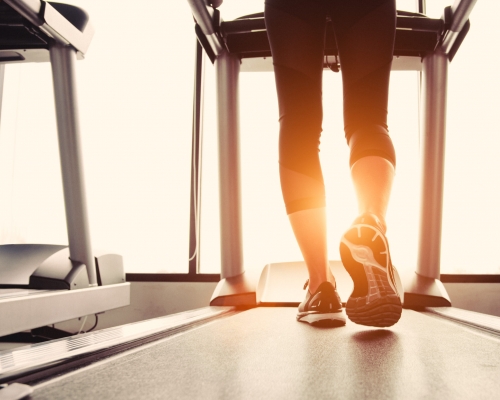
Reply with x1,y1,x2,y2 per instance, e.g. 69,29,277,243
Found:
449,0,477,32
441,0,477,54
220,15,445,36
186,0,223,57
186,0,216,36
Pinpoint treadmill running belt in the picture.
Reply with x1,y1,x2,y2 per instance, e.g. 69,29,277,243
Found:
32,308,500,399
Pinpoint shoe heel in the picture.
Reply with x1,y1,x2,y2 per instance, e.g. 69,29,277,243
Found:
340,222,402,327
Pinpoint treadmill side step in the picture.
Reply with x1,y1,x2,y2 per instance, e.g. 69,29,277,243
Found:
0,283,130,337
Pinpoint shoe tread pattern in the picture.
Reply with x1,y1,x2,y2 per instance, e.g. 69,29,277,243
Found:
340,222,402,328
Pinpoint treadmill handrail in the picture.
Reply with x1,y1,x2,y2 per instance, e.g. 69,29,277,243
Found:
2,0,42,27
186,0,223,56
449,0,477,32
188,0,477,61
3,0,94,55
220,14,445,36
441,0,477,55
187,0,216,35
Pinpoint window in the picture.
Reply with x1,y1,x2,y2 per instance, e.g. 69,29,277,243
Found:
2,0,491,278
199,0,421,274
0,0,196,273
200,0,498,276
426,1,500,274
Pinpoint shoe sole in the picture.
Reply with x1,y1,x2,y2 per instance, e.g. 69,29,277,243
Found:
297,311,346,327
340,223,402,328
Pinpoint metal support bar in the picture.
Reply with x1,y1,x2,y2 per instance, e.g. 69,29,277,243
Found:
0,283,130,337
448,0,477,32
417,50,448,280
216,51,243,280
441,0,478,55
186,0,223,57
186,0,216,35
188,40,204,275
417,0,426,14
49,41,97,287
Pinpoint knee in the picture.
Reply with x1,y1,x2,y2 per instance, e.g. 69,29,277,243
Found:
278,116,323,172
346,125,396,168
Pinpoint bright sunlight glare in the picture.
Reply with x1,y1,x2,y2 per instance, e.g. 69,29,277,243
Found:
0,1,498,275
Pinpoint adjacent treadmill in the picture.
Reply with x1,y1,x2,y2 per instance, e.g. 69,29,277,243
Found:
0,0,130,339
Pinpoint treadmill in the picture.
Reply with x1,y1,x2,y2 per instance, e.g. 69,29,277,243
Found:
192,0,464,309
1,0,499,398
0,0,130,339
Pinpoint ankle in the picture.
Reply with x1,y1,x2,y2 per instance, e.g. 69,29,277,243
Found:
359,211,387,234
307,276,336,294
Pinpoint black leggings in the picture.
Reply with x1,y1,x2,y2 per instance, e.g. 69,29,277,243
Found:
265,0,396,215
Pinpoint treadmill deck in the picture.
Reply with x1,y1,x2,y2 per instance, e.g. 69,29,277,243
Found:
31,307,500,399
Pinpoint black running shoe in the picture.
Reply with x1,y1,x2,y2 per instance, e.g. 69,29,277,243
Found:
339,213,402,327
297,280,346,327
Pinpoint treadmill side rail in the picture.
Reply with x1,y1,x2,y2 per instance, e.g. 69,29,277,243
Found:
0,283,130,338
0,306,231,385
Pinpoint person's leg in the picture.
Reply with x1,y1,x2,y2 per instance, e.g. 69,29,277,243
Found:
331,0,402,327
288,208,334,293
329,0,397,229
350,156,394,233
265,0,330,292
265,0,344,325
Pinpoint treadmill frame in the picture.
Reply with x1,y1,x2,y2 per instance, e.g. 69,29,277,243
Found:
186,0,478,308
0,0,130,337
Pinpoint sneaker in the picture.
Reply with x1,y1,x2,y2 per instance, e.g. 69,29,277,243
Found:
296,280,346,327
339,213,402,327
